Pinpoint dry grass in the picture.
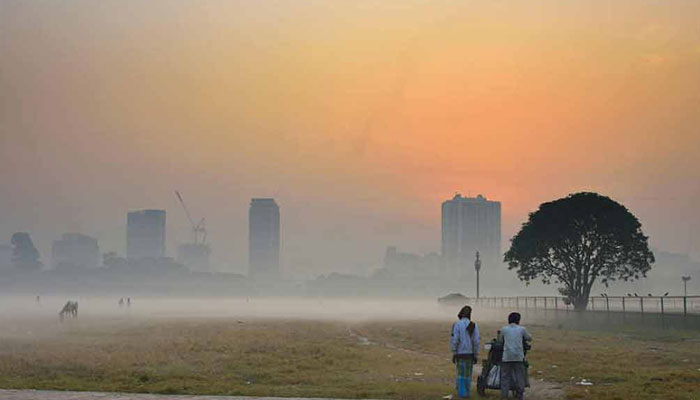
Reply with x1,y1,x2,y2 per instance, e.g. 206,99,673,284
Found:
526,324,700,400
0,316,698,399
0,317,454,399
356,320,700,400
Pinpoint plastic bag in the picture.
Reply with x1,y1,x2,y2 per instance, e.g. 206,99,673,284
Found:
487,365,500,388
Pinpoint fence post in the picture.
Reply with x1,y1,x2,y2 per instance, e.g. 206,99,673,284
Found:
591,297,595,311
622,297,626,314
525,297,528,309
606,297,610,313
555,297,558,310
660,297,665,316
640,297,644,315
544,297,548,310
534,297,537,309
684,296,687,317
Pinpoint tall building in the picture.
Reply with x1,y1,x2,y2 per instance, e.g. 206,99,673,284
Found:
441,194,501,278
249,198,280,278
127,209,166,260
52,233,100,270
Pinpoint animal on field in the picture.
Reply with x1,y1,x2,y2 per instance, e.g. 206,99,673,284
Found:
59,301,78,321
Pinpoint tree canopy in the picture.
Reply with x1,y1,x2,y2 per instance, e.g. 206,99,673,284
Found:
11,232,42,271
504,192,654,310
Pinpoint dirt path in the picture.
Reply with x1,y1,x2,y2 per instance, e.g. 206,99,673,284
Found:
0,390,376,400
348,328,564,400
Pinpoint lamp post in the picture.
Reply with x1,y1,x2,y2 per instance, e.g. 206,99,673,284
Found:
475,251,482,299
682,276,691,296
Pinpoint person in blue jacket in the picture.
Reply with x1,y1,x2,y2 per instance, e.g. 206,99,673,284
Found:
450,305,480,398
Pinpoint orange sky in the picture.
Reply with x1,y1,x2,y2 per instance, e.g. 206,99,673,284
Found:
1,0,699,276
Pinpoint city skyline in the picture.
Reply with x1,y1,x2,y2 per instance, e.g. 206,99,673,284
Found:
2,1,699,276
0,188,697,278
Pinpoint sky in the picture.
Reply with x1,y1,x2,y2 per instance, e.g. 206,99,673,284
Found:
1,0,699,277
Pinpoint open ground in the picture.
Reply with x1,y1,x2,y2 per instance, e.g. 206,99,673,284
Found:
0,297,698,400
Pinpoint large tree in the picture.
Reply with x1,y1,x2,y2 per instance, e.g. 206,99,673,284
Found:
11,232,42,271
504,192,654,310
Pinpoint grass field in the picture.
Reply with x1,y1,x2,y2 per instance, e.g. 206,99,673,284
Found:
0,311,699,399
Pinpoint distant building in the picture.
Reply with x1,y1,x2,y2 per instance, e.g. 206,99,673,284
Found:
127,209,166,260
51,233,100,270
441,194,501,278
249,198,280,278
383,246,440,277
177,243,211,272
0,244,12,270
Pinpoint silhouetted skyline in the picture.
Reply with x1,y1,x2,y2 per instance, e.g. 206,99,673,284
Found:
1,1,699,276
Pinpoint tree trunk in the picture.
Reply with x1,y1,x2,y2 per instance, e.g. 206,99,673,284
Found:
573,295,589,311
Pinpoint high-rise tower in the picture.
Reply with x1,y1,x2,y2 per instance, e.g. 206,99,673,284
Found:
248,198,280,278
441,194,501,279
127,209,166,260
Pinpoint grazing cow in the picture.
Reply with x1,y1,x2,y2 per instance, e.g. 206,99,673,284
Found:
59,301,78,321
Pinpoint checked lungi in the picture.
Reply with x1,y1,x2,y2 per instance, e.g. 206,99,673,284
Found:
455,357,474,398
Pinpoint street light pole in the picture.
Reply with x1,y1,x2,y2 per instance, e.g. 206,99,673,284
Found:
682,276,691,317
682,276,691,296
475,251,482,299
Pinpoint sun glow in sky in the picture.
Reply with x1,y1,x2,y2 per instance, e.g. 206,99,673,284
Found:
2,0,699,275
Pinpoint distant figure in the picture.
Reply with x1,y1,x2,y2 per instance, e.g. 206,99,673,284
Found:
498,312,532,400
36,295,41,304
450,305,480,398
59,301,78,321
118,298,124,307
127,297,131,307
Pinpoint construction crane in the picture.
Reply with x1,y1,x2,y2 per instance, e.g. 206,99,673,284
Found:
174,190,207,245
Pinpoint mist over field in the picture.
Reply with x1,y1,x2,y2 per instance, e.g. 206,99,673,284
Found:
0,296,457,321
1,294,699,399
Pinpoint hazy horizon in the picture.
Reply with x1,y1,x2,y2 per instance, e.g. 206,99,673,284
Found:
2,0,699,277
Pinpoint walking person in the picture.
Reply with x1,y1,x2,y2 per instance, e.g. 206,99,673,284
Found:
498,312,532,399
450,305,480,398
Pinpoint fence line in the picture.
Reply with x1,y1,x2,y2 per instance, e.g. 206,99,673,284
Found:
467,295,700,317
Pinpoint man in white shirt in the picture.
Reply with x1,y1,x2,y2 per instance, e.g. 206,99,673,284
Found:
498,312,531,399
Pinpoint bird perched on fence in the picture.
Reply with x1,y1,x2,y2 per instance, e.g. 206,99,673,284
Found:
627,293,632,297
634,293,639,297
663,292,669,296
648,293,653,296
